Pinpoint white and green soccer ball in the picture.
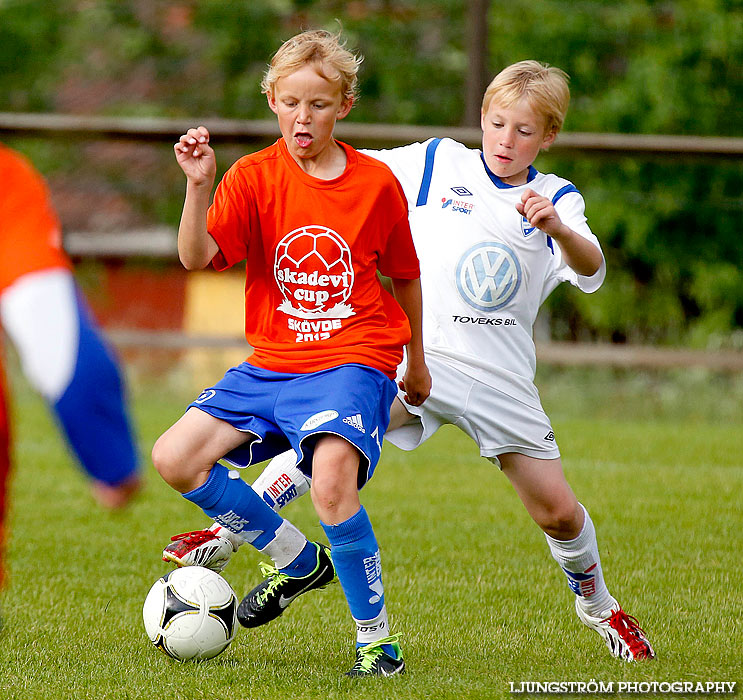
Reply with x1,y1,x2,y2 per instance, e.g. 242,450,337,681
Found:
143,566,238,661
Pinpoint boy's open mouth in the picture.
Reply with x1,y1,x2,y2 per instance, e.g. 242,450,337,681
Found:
294,132,313,148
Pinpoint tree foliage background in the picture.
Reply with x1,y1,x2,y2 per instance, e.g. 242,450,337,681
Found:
1,0,742,347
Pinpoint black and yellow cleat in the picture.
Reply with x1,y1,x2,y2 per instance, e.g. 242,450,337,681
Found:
346,635,406,677
237,542,335,628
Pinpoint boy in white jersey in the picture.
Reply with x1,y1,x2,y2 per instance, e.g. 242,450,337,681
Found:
164,61,654,662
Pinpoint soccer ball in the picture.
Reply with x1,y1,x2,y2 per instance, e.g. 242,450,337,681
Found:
142,566,238,661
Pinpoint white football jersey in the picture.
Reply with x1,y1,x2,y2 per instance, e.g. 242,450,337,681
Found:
365,138,605,407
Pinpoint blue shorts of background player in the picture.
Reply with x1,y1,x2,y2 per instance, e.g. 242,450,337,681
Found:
188,362,397,488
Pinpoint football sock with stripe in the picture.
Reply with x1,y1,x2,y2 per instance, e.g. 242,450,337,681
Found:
322,506,392,647
183,464,309,569
545,503,616,617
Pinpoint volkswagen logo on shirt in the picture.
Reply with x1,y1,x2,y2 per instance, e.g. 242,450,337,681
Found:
455,242,522,312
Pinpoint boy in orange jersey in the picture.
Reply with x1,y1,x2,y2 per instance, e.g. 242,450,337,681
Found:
0,143,140,511
152,30,430,677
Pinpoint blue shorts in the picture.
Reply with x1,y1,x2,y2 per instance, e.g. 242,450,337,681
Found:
188,362,397,488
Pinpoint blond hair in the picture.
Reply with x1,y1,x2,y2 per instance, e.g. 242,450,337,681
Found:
260,29,362,104
481,60,570,134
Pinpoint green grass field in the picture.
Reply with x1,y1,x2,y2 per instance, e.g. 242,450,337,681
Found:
0,362,741,699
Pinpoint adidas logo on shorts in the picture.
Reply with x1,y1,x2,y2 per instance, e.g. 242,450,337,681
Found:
343,413,365,433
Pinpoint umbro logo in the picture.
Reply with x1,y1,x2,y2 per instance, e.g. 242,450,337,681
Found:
544,431,555,441
343,413,365,433
451,186,472,196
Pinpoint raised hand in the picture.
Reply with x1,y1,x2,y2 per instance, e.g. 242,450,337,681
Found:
174,126,216,187
516,188,564,237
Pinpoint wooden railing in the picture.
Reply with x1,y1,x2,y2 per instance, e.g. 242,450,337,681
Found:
2,111,742,157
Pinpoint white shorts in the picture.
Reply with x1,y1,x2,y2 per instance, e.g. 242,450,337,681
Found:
386,353,560,465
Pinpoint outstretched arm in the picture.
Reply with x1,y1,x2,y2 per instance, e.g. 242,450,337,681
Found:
516,189,603,276
389,277,431,406
174,126,220,270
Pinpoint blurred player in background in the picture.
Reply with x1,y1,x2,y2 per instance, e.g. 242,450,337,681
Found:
152,30,429,677
0,144,141,587
168,61,654,663
0,357,10,602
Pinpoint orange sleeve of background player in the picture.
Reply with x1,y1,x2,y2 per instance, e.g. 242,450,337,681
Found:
0,144,71,293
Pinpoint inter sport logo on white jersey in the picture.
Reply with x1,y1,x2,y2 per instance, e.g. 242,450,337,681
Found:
455,242,522,312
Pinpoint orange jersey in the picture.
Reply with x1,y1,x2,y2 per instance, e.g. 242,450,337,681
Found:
207,139,420,379
0,144,70,293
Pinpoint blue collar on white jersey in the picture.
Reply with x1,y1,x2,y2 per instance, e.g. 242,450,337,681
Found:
480,153,539,188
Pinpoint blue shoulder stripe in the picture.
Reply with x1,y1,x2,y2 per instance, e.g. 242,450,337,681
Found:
552,183,580,204
547,185,579,254
415,138,442,206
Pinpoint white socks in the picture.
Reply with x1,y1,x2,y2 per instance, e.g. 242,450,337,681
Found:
545,503,617,617
354,606,390,645
251,449,311,512
212,518,308,570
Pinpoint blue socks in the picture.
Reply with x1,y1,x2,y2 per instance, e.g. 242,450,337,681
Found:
183,464,284,550
188,473,393,651
322,506,389,643
280,538,318,576
183,464,317,576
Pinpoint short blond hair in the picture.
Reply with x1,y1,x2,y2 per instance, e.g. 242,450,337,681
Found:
260,29,362,104
481,60,570,134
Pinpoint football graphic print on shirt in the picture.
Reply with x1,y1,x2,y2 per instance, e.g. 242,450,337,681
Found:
274,226,356,342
